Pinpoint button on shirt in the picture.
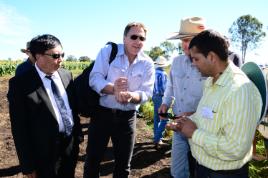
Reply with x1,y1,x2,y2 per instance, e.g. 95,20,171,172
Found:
89,43,155,111
189,63,262,170
162,55,206,116
35,64,74,132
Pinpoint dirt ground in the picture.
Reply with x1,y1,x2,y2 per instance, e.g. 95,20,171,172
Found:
0,76,172,178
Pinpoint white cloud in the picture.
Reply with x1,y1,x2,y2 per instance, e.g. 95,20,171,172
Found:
0,2,32,59
0,3,31,36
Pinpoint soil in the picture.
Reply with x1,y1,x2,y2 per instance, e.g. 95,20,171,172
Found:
0,76,172,178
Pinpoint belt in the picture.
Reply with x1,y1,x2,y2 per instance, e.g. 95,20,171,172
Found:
99,105,135,115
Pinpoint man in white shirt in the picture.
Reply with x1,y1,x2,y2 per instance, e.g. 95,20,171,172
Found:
83,22,155,178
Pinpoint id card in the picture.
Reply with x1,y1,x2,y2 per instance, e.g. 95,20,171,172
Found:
201,107,214,120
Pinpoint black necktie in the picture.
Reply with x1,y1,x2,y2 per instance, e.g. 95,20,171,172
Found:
46,75,72,136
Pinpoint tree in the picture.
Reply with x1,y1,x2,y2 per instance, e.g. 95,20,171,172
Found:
147,46,165,60
160,41,176,58
79,56,91,62
229,14,266,63
66,55,77,61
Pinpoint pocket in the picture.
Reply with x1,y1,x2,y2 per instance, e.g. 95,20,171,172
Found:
189,77,204,97
128,69,143,91
108,65,126,81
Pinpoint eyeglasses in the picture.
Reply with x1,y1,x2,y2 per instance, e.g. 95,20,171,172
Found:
130,35,146,41
44,53,65,59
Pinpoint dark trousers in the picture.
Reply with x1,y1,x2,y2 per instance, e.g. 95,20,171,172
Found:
83,106,136,178
195,161,249,178
37,134,79,178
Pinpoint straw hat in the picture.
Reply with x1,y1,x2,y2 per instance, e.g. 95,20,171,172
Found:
168,17,206,40
20,42,30,53
154,56,169,68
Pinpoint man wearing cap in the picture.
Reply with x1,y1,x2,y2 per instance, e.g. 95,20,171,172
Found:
158,17,206,178
173,30,262,178
152,56,170,149
15,42,36,76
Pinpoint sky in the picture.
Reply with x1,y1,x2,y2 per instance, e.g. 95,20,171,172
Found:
0,0,267,64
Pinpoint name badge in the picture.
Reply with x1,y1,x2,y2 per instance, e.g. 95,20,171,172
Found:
201,107,214,120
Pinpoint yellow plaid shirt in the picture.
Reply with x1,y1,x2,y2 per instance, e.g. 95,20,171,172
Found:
189,63,262,170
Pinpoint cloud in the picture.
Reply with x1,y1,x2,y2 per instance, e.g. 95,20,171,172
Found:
0,2,31,37
0,2,32,59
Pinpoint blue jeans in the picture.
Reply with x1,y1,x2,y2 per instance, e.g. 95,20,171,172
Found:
152,94,167,143
171,132,190,178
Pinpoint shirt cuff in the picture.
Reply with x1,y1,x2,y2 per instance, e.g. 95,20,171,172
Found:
97,81,112,96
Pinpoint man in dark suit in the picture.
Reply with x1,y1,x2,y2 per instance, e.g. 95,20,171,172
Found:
7,34,82,178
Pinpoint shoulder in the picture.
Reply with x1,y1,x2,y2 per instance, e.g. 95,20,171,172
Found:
58,68,72,78
170,55,190,69
138,52,154,65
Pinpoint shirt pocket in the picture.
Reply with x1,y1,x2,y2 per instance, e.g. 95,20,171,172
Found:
128,68,143,91
171,69,185,90
107,65,126,82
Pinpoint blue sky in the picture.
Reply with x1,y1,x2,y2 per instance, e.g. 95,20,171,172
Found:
0,0,267,63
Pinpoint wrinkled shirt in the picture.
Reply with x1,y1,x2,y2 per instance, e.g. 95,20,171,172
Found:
162,55,205,115
190,62,262,170
153,68,168,96
89,43,155,111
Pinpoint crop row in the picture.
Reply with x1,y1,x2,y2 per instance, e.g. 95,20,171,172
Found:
0,60,91,76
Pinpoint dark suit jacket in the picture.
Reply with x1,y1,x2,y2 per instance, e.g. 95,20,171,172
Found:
7,66,82,175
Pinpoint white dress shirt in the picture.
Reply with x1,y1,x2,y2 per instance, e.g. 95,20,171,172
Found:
35,64,74,132
89,43,155,111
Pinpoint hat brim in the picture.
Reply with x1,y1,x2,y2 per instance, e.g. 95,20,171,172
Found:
167,32,197,40
241,62,267,122
21,49,29,53
155,63,170,68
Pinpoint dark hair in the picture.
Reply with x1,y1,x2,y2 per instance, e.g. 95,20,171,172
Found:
29,34,62,58
123,22,147,37
189,30,228,61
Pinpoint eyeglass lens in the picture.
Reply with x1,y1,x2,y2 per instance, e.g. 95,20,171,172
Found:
45,53,65,59
130,35,146,41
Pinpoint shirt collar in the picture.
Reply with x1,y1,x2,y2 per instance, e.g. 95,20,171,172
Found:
206,62,233,87
35,63,59,80
117,44,147,64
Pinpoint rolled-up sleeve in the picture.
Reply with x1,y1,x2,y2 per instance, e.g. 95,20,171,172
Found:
89,45,112,94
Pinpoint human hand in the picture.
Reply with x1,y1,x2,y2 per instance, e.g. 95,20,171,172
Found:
116,91,133,104
158,104,168,120
165,117,185,131
114,77,128,92
114,77,128,103
179,118,197,138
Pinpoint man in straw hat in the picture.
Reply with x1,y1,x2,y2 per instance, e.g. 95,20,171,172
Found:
159,17,206,178
172,30,262,178
152,56,170,149
15,41,35,76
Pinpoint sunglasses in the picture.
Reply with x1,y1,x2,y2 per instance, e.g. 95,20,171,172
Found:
44,53,65,59
130,35,146,41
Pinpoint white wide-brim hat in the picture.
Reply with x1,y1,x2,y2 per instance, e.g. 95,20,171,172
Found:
167,17,206,40
154,56,170,68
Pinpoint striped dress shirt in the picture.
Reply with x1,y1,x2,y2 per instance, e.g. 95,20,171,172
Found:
189,62,262,170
